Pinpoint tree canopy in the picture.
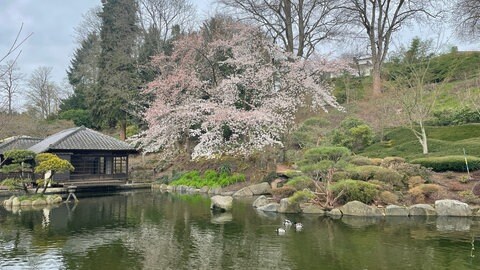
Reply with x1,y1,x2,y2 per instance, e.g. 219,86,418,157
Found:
135,19,344,159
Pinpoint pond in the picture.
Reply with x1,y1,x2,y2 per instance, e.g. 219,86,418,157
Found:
0,190,479,270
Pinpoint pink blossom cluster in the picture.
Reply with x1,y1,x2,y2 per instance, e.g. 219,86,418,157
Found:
136,21,342,159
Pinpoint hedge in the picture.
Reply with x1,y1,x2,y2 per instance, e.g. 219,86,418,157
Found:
410,155,480,172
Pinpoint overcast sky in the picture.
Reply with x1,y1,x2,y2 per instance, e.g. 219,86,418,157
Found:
1,0,477,108
0,0,215,107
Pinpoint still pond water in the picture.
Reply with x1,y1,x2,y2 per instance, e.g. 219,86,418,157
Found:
0,190,479,270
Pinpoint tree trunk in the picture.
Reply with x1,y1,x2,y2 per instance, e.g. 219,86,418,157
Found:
119,118,127,141
283,0,294,54
372,66,382,96
420,126,428,154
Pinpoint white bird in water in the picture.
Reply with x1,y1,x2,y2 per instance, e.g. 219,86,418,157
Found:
294,222,303,231
276,227,286,235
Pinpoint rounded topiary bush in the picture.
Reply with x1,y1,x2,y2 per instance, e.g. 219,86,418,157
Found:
285,176,313,190
330,179,379,204
411,156,480,172
348,155,374,166
288,189,315,204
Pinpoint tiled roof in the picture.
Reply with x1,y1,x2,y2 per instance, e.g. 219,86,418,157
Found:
0,136,43,154
28,126,137,153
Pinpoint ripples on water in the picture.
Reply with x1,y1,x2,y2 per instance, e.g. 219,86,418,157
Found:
0,191,479,270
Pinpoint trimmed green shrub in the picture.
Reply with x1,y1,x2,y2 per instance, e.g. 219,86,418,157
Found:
346,166,405,187
411,155,480,172
288,189,315,204
380,157,406,168
330,179,379,204
329,118,375,152
348,155,374,166
302,146,351,163
285,176,313,190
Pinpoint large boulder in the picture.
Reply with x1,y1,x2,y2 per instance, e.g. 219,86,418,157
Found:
248,182,272,195
301,204,326,215
409,204,437,216
257,203,280,212
385,205,409,217
46,195,62,204
3,196,14,207
32,199,47,206
233,187,254,197
435,199,472,217
252,195,269,208
233,182,272,197
340,201,383,217
277,198,301,213
11,197,20,207
327,208,343,217
208,187,222,195
210,195,233,211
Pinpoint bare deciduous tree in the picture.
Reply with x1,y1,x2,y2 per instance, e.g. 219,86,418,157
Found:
0,60,23,114
452,0,480,39
138,0,196,43
74,6,102,43
0,23,32,80
341,0,444,96
218,0,345,58
26,67,62,119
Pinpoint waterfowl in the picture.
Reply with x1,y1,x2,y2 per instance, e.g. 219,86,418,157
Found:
276,227,286,235
294,222,303,231
283,219,293,226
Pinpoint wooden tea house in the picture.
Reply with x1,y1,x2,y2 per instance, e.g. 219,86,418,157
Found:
0,127,137,187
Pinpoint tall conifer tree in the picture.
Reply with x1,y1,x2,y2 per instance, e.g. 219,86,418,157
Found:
97,0,139,140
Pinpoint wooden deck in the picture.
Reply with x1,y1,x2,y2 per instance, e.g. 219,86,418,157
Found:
61,179,126,188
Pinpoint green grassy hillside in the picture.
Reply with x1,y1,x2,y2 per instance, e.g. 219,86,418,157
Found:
360,124,480,160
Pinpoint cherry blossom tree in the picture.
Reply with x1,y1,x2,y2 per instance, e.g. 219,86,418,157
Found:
136,19,344,159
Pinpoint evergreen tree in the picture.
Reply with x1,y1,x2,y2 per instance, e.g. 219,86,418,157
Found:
62,32,101,128
96,0,140,140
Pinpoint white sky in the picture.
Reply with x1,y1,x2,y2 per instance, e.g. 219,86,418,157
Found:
0,0,478,110
0,0,216,109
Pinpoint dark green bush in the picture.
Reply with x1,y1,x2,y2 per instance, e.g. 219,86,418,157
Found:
430,108,480,126
329,118,374,152
411,155,480,172
292,117,330,148
330,179,379,204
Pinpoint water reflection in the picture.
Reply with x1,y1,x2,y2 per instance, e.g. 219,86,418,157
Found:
0,191,479,270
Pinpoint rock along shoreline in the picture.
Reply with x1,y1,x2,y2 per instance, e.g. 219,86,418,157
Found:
152,183,480,217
